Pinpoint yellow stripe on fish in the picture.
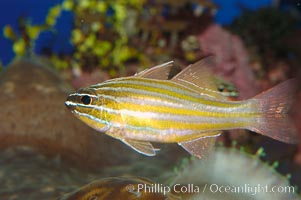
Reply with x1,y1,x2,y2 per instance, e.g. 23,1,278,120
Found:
65,57,298,159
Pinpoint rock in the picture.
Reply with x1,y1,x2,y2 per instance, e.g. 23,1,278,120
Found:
0,144,181,200
0,58,140,169
293,92,301,165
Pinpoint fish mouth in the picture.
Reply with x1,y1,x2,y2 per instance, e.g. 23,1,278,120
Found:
64,100,76,111
65,95,77,111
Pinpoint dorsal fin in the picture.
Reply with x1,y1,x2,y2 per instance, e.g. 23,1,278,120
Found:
135,61,174,80
171,56,225,99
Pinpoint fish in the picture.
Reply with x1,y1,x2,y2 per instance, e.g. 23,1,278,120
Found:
59,177,180,200
65,56,298,159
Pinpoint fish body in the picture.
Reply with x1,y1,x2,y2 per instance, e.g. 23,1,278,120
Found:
65,57,298,158
70,77,252,142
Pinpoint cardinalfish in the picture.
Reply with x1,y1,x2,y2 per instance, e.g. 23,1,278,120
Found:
65,57,298,158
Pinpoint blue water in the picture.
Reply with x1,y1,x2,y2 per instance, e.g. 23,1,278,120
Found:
213,0,272,24
0,0,62,65
0,0,292,66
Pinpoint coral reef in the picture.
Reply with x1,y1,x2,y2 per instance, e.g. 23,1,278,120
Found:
62,0,146,73
3,0,146,75
230,8,297,64
2,0,218,76
197,24,259,100
0,2,300,200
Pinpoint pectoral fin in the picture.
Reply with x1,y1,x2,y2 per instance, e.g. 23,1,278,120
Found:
121,139,159,156
179,132,220,159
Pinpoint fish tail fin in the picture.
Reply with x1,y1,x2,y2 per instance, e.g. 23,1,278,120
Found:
248,78,299,144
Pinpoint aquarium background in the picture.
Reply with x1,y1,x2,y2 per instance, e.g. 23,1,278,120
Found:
0,0,301,199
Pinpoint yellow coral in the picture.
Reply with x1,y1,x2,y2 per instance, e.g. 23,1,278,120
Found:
46,5,62,26
62,0,74,11
13,39,26,56
79,0,90,9
51,55,69,69
74,52,81,60
83,34,96,49
71,29,84,44
91,22,102,32
93,41,111,56
78,44,87,53
101,57,110,67
27,25,45,40
3,25,16,41
113,4,126,21
96,1,106,13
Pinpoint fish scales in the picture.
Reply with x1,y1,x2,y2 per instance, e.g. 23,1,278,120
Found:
70,77,256,142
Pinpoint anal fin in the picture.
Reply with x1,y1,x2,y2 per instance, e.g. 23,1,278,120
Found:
179,132,220,159
122,139,159,156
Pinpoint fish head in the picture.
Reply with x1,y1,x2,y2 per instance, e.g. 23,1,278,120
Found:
65,87,112,132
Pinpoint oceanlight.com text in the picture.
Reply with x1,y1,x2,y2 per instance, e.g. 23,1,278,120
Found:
208,183,295,195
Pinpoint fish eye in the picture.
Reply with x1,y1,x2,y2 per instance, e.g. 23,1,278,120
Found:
81,95,92,105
